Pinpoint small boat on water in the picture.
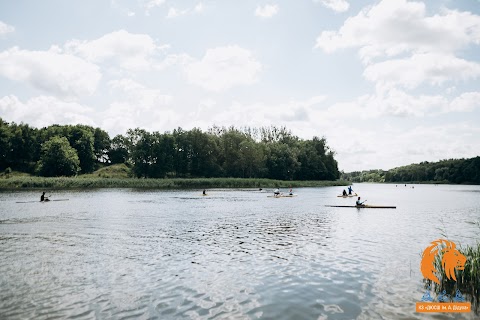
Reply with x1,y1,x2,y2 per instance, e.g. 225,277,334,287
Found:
267,194,297,198
326,204,396,209
337,193,358,198
16,199,70,203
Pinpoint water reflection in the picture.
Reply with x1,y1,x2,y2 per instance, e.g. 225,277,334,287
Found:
0,185,479,319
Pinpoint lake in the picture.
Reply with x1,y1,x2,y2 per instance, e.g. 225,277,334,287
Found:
1,184,479,319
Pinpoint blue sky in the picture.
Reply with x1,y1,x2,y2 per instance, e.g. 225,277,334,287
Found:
1,0,479,171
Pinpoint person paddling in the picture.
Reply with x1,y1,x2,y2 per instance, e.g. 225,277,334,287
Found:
348,186,354,195
274,188,280,197
342,189,348,196
356,196,365,206
203,189,206,195
40,192,49,202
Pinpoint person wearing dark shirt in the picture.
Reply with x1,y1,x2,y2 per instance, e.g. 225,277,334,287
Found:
356,197,365,206
40,192,49,202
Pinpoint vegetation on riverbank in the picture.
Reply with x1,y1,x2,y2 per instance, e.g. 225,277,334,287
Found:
0,175,350,190
0,164,349,189
0,119,340,181
342,157,480,184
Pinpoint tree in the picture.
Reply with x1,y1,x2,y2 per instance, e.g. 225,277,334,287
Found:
238,140,265,178
109,134,130,164
127,128,153,178
0,119,12,171
265,143,300,180
67,126,96,173
37,136,80,177
93,127,111,163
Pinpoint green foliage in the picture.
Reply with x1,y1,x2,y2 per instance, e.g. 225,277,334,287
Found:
37,136,80,177
4,167,12,178
0,176,350,189
0,118,340,181
66,126,96,173
342,157,480,184
109,134,130,164
83,163,132,178
93,127,111,163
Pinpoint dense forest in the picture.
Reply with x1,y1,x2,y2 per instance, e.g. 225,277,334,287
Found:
341,157,480,184
0,118,340,180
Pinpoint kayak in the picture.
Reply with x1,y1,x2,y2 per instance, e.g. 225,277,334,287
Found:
267,194,297,198
326,205,396,209
16,199,69,203
337,193,357,198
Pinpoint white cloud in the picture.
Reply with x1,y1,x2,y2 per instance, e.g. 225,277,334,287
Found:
143,0,165,15
315,0,480,61
197,96,327,130
314,0,349,13
255,4,279,18
0,95,95,128
315,88,451,121
194,3,204,13
363,53,480,89
65,30,161,71
0,47,101,98
184,45,262,91
448,92,480,112
155,53,193,71
0,21,15,35
102,79,175,135
332,122,480,171
166,3,204,19
108,78,172,108
167,8,186,18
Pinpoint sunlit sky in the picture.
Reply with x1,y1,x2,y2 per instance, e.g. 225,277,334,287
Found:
1,0,479,172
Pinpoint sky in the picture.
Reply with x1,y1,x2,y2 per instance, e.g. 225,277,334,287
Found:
0,0,479,172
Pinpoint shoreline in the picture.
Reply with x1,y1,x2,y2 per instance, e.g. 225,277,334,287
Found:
0,176,350,190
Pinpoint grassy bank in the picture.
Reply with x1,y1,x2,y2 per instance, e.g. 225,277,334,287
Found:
0,176,350,189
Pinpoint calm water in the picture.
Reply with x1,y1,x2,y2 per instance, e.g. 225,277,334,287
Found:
0,184,479,320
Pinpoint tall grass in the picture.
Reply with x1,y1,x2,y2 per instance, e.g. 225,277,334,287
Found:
0,176,350,189
425,241,480,314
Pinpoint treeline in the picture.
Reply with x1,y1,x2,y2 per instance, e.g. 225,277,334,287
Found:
341,158,480,184
0,118,340,180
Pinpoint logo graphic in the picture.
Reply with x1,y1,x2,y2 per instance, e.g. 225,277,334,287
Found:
416,239,471,314
420,239,466,284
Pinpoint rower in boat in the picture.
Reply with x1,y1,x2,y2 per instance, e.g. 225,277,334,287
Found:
348,186,354,195
342,189,348,196
356,196,365,206
40,192,50,202
203,189,207,196
289,187,293,196
274,188,280,197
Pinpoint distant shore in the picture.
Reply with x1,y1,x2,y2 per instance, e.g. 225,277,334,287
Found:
0,176,350,190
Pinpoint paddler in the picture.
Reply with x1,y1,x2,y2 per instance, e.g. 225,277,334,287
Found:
342,189,348,196
274,188,280,197
40,192,49,202
356,197,365,206
348,186,354,195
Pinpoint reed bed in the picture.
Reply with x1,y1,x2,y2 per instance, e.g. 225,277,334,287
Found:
0,176,349,189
